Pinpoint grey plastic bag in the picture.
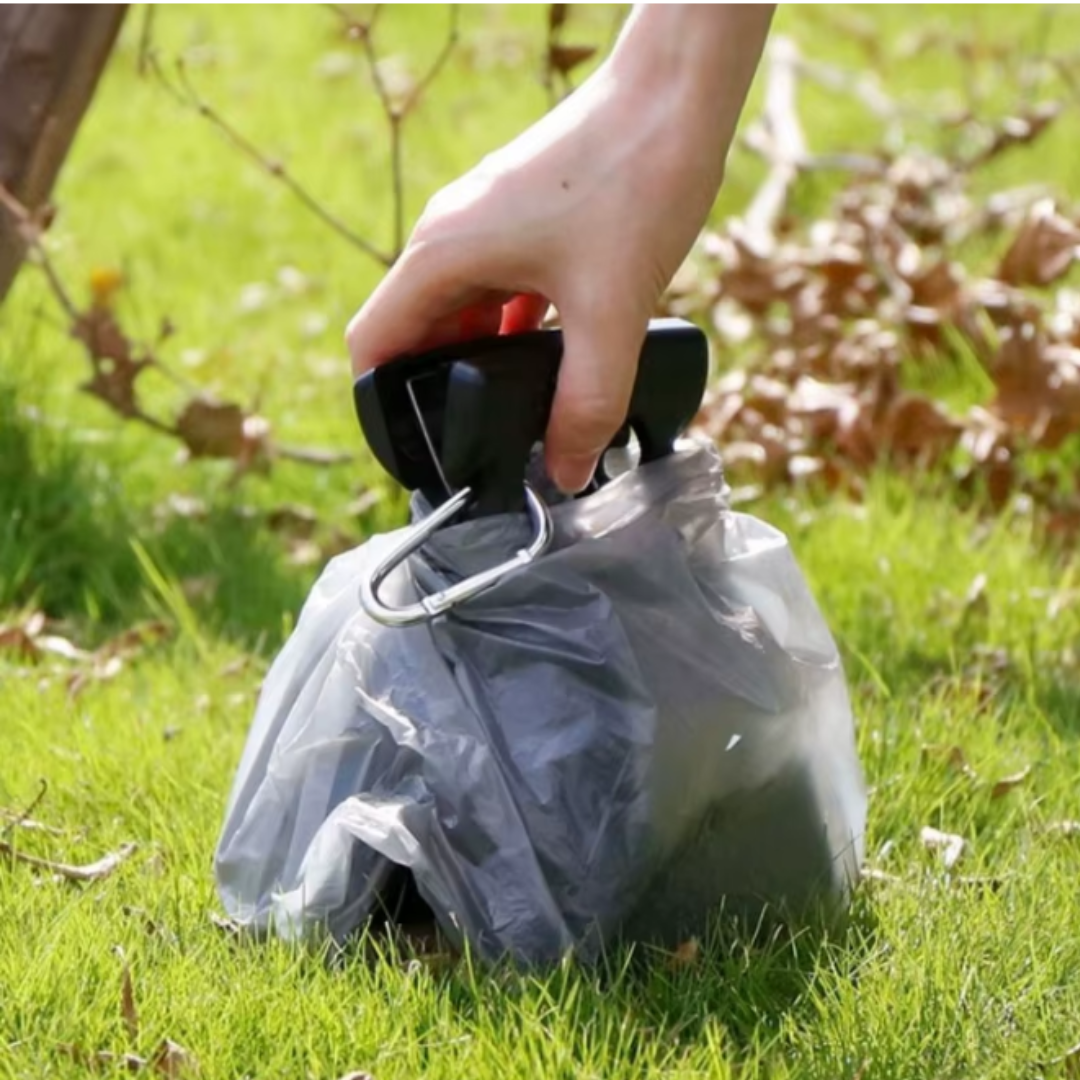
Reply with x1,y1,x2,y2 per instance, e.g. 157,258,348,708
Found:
214,442,866,964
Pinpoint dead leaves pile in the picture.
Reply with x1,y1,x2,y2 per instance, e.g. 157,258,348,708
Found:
674,36,1080,541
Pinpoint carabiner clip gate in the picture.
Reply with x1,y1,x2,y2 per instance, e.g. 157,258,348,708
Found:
359,483,553,627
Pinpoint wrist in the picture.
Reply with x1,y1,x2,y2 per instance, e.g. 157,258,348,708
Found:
605,5,774,162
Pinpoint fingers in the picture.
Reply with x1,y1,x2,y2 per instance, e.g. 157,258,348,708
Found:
345,244,492,376
545,302,647,494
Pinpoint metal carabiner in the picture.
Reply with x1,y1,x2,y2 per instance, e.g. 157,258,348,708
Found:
359,484,553,627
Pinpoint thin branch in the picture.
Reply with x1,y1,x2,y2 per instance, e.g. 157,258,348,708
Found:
0,183,78,319
406,5,461,110
136,4,157,77
353,9,403,253
277,444,354,466
0,780,49,844
353,5,460,257
740,35,805,251
150,56,393,267
0,839,137,883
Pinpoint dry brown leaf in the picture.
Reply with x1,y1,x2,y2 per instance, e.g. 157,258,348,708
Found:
920,826,966,870
883,394,962,464
120,958,139,1042
548,43,596,76
667,938,701,968
920,743,978,780
266,504,319,539
151,1039,198,1079
0,612,47,662
73,309,151,418
990,327,1080,450
990,765,1032,799
98,621,171,662
57,1043,147,1073
998,202,1080,287
0,839,137,883
966,102,1061,170
174,398,246,459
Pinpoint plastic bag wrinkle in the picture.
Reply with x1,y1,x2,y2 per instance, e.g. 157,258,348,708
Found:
214,441,866,964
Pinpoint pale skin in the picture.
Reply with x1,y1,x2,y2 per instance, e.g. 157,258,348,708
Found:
346,5,775,494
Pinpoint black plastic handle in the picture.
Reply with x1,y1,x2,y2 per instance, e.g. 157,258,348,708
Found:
353,317,708,515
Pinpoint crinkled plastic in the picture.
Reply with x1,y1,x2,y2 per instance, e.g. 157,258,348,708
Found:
214,442,866,964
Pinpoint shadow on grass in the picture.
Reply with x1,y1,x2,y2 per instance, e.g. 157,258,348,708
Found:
337,892,880,1071
840,619,1080,744
0,383,310,649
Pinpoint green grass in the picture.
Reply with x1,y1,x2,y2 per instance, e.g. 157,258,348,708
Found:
3,5,1080,1078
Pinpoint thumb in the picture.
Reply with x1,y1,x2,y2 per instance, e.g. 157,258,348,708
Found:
544,302,648,494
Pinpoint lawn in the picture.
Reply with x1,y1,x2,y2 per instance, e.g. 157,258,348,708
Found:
2,5,1080,1078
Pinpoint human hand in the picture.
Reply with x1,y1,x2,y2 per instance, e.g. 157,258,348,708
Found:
346,5,773,494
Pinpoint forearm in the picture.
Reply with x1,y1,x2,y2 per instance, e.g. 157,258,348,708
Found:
607,5,775,177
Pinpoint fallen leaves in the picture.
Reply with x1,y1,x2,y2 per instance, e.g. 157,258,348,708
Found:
920,743,978,781
151,1039,198,1079
671,41,1080,540
989,766,1033,799
57,1039,198,1078
0,611,171,698
919,743,1033,800
998,200,1080,287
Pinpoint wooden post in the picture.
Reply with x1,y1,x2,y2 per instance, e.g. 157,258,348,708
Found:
0,4,127,307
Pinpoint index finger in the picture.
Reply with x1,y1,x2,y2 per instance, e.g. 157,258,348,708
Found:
345,246,493,375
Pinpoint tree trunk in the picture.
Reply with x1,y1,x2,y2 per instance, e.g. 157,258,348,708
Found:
0,4,127,307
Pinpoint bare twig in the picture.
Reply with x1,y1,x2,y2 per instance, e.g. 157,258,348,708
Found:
2,182,351,475
136,5,157,77
277,444,355,466
542,4,567,107
0,812,63,837
0,183,78,319
353,7,404,253
0,779,49,844
352,5,460,256
148,54,392,267
405,5,461,110
740,36,805,250
0,839,137,883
